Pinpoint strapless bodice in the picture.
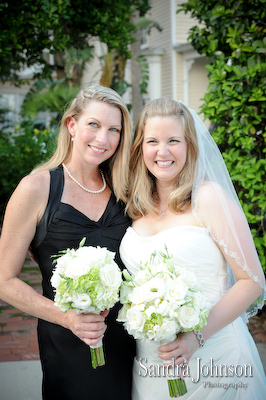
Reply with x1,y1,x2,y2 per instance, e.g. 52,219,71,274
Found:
120,226,229,309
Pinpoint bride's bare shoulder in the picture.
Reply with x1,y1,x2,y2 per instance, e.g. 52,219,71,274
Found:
196,181,226,211
196,181,222,198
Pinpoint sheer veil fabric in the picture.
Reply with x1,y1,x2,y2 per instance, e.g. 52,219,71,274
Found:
189,108,265,322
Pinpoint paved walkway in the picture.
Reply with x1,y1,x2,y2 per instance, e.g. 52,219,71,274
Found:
0,258,41,362
0,257,266,399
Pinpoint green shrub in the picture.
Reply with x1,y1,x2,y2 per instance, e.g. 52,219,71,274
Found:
0,119,57,212
178,0,266,270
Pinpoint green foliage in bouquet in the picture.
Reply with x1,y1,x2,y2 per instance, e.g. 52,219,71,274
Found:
178,0,266,269
0,119,57,209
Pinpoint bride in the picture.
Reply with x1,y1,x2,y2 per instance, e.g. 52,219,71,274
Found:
119,98,266,399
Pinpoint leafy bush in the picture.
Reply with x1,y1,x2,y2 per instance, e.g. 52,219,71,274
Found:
178,0,266,269
0,119,57,211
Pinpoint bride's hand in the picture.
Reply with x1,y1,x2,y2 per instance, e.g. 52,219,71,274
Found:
66,309,108,346
157,332,199,379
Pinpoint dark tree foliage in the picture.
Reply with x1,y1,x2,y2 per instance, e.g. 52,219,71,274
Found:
0,0,150,84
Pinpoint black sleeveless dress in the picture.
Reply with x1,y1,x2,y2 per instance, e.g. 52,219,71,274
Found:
30,166,135,400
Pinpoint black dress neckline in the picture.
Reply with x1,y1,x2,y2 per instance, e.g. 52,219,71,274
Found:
60,192,113,224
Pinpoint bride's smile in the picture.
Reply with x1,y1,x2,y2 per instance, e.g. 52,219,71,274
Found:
142,115,187,184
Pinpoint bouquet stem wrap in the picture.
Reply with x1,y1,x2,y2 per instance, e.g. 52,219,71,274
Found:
90,339,105,369
161,338,188,398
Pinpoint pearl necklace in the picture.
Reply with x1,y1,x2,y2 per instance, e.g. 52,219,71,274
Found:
62,163,106,194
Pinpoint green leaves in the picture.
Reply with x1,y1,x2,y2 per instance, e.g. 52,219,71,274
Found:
0,0,151,84
178,0,266,269
0,120,57,204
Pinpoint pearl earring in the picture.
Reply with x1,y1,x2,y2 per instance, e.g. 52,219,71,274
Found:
71,137,74,141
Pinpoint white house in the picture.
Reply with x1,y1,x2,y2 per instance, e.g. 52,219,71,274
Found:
137,0,209,117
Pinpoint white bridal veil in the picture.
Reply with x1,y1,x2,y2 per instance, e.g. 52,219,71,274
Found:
189,108,266,322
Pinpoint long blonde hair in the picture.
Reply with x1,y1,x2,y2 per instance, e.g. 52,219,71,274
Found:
126,98,199,219
32,84,132,203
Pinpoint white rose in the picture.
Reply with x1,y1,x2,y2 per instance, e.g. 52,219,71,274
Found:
178,305,199,330
76,246,114,267
165,278,188,305
55,251,75,271
192,291,206,311
156,319,178,342
71,293,92,311
127,307,146,332
100,264,122,290
64,256,91,278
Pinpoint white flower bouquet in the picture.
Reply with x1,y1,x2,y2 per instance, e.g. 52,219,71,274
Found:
51,238,122,369
117,247,209,397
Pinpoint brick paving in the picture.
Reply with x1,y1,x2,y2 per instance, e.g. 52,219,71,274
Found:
0,257,266,363
0,257,41,362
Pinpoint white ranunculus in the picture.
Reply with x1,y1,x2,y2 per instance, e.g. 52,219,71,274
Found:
165,278,188,305
100,264,122,290
127,307,146,331
178,305,199,330
140,277,167,303
71,293,92,311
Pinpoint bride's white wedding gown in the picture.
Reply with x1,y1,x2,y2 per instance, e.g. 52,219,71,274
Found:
120,226,266,399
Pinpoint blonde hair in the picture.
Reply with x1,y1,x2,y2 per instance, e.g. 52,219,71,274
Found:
126,98,199,219
32,84,132,203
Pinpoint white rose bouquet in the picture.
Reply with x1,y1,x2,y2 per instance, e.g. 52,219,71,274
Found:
117,247,209,397
51,238,122,369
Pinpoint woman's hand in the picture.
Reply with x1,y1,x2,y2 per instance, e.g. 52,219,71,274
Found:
157,331,199,379
66,309,109,346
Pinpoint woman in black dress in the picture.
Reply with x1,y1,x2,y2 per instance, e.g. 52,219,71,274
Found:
0,84,135,399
